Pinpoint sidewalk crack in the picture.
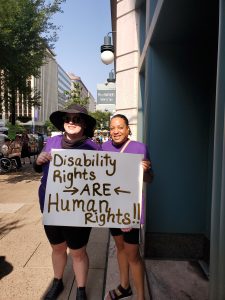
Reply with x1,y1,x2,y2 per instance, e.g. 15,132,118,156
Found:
23,242,41,267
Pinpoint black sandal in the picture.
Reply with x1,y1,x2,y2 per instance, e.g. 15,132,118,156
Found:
106,284,133,300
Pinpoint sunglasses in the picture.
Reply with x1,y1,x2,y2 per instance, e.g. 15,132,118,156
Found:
63,115,82,124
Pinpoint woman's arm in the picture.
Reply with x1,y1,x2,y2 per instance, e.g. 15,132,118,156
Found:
33,151,52,173
142,160,154,183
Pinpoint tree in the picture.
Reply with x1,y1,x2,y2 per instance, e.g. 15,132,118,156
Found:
0,0,65,125
89,110,112,130
64,82,90,108
44,119,58,135
6,122,25,140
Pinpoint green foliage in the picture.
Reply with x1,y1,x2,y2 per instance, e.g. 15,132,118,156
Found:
44,119,58,133
0,0,65,124
89,110,111,130
6,122,24,140
64,82,89,108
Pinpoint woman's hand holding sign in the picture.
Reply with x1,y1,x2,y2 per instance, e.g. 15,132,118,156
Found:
142,159,153,183
141,159,151,171
36,151,52,165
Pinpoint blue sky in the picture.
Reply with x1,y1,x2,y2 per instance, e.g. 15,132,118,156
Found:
51,0,112,99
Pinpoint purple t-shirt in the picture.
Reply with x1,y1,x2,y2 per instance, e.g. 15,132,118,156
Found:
102,139,150,224
102,139,149,159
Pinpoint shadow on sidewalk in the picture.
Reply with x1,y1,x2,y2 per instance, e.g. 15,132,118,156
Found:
0,256,13,279
0,218,24,236
0,163,41,184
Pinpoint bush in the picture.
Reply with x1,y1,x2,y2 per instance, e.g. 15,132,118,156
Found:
6,122,24,140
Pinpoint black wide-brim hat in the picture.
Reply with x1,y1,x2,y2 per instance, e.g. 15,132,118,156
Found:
49,104,96,137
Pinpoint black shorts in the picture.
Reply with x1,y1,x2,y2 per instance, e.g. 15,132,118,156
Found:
110,228,140,244
44,225,91,250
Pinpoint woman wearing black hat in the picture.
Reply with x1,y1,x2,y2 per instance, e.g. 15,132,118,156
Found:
34,104,100,300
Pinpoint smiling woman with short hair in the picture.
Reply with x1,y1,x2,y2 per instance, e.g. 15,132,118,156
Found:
102,114,153,300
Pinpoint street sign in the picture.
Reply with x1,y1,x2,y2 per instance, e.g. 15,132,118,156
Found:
97,89,116,104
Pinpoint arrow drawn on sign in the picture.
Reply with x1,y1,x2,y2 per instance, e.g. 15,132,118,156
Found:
114,187,131,195
63,187,79,195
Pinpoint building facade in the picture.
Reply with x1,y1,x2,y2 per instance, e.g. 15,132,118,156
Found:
110,0,225,298
1,49,96,134
31,48,58,132
0,48,58,133
67,72,96,112
57,64,71,110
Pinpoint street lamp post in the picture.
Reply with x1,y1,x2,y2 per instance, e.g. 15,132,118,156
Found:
107,69,116,83
100,32,115,65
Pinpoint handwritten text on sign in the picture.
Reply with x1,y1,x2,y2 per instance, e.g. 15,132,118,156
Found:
43,149,144,228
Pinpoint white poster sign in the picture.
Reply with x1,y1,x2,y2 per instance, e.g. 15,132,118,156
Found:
43,149,144,228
